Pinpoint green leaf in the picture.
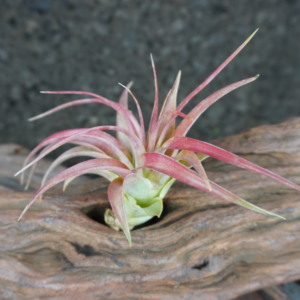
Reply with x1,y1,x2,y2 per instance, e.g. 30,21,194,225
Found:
125,194,153,227
141,197,163,217
124,173,160,205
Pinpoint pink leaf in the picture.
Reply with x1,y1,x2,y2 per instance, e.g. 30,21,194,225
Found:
157,71,181,139
147,109,192,153
63,170,117,191
22,129,104,179
118,82,133,108
147,54,159,143
18,158,130,221
22,138,106,188
161,136,300,192
88,130,131,159
108,177,131,245
118,83,146,146
21,129,130,186
116,82,134,151
176,150,211,191
157,29,259,147
15,125,145,177
41,146,111,187
22,129,86,173
174,75,259,138
35,93,141,138
140,153,284,219
23,141,58,188
82,134,133,169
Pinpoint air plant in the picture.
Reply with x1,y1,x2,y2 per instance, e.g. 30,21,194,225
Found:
16,29,300,246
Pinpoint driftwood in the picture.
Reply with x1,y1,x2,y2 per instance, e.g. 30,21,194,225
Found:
1,118,300,300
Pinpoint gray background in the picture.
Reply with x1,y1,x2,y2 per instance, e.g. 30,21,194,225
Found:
1,0,299,155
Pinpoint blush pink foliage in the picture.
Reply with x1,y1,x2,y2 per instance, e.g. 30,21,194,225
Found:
16,29,300,245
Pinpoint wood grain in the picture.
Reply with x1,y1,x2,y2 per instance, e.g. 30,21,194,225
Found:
1,118,300,300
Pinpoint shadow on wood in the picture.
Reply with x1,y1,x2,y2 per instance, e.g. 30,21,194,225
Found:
1,118,300,300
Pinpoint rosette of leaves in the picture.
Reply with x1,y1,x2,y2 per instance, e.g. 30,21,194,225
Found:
16,29,300,245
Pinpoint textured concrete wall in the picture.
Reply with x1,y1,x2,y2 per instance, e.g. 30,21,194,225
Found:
1,0,300,153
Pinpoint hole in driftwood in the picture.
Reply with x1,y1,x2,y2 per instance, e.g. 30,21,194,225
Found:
71,243,101,256
192,258,209,271
81,201,174,230
81,203,110,226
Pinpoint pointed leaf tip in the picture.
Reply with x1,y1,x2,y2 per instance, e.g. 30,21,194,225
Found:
118,83,146,146
18,206,28,221
249,28,259,39
108,178,132,245
162,136,300,193
150,54,153,64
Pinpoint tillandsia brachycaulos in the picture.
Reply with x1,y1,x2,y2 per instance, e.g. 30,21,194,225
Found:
16,29,300,246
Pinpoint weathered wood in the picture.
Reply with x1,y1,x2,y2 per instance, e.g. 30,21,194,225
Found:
235,282,300,300
1,118,300,300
